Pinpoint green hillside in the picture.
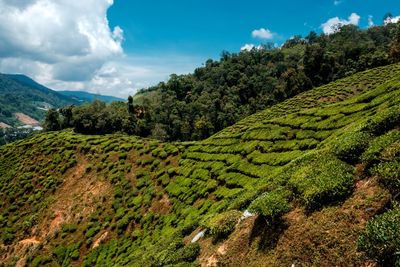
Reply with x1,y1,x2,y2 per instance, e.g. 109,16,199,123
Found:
0,64,399,266
0,74,123,128
0,74,79,126
126,23,398,141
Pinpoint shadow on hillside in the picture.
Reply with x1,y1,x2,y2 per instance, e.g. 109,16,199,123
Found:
249,216,288,251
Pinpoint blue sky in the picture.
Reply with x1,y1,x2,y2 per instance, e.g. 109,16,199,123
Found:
0,0,398,97
108,0,397,58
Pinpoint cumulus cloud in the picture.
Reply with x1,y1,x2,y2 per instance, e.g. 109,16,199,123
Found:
241,44,256,51
40,55,202,98
252,28,274,40
321,13,360,34
0,0,203,97
384,15,400,25
240,44,267,52
0,0,128,93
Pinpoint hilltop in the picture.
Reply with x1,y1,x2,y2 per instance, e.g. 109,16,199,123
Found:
124,23,399,141
0,64,399,266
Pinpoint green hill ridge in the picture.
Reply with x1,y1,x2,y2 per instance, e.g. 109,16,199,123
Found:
0,74,124,128
0,74,79,126
0,64,399,266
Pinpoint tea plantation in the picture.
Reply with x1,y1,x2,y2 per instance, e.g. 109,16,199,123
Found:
0,64,399,266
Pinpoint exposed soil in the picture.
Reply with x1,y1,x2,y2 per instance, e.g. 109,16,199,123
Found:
14,113,39,125
150,194,172,215
39,158,112,238
197,177,389,267
92,231,109,249
0,122,11,128
1,157,114,265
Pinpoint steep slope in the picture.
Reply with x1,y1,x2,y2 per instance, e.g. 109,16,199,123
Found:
0,74,79,126
0,64,399,266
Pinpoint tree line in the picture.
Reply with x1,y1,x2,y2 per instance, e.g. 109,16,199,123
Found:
45,22,400,141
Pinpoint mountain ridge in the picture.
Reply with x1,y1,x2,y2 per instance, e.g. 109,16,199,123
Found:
57,90,124,104
0,74,123,127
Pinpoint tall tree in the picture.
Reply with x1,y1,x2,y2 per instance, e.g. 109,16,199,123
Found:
44,109,60,131
389,22,400,62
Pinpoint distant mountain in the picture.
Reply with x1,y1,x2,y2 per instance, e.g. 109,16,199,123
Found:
0,74,79,126
0,74,124,127
58,90,124,103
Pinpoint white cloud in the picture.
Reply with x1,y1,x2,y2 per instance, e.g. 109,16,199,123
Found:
112,26,124,44
384,15,400,25
42,55,202,98
252,28,274,40
368,15,374,27
240,44,266,52
0,0,204,97
321,13,361,34
241,44,255,51
334,0,342,5
0,0,128,93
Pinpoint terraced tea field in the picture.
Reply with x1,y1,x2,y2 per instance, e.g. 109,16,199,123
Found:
0,64,399,266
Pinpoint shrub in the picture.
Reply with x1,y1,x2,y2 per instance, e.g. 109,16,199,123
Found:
206,210,242,239
332,131,372,163
372,160,400,193
53,245,68,264
1,227,15,245
167,167,177,176
85,226,100,239
248,150,304,166
361,130,400,165
361,105,400,135
70,249,80,260
287,153,354,211
117,214,131,230
62,223,78,233
358,207,400,266
228,190,259,210
173,243,201,263
136,170,147,179
85,164,93,173
159,150,168,159
31,256,52,267
119,152,128,160
248,189,291,223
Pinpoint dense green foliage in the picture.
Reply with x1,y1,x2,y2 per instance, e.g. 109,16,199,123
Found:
358,206,400,266
248,189,291,222
46,23,400,142
205,210,242,239
132,23,399,141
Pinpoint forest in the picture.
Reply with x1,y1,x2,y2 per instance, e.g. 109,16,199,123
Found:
46,22,400,141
